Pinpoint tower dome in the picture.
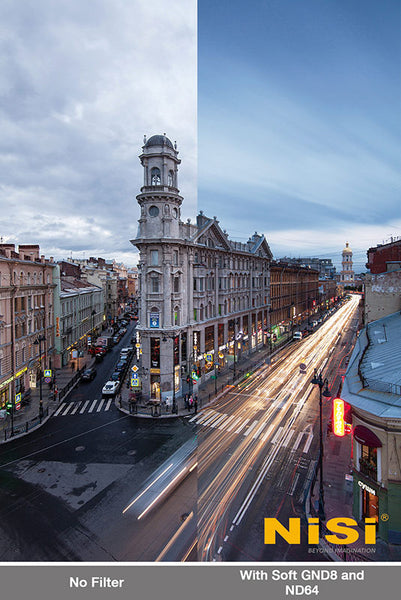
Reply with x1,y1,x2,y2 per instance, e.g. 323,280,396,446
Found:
144,134,174,150
343,242,352,254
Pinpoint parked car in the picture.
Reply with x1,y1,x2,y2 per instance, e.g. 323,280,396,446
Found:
115,360,128,372
82,367,97,381
110,371,123,381
102,381,119,396
292,332,303,341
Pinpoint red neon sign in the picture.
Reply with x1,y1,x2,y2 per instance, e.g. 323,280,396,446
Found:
333,398,345,437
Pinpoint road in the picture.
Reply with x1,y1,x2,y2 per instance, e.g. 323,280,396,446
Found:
194,296,360,561
0,322,194,561
0,299,360,562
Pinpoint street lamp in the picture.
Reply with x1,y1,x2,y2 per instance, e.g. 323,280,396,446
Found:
34,334,46,421
311,368,331,521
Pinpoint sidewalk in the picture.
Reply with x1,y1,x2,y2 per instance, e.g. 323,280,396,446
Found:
0,352,95,444
116,343,277,419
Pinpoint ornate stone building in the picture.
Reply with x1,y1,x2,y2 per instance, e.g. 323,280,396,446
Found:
340,241,354,286
132,134,272,401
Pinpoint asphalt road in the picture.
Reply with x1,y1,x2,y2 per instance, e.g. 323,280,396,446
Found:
0,324,194,561
194,296,360,561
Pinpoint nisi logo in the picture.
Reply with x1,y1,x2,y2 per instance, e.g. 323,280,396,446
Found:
264,517,377,545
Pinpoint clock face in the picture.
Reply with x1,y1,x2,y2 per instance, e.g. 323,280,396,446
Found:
173,207,178,218
149,205,159,217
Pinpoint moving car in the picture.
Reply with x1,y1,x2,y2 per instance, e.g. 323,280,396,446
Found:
81,367,97,381
102,381,120,396
292,331,303,341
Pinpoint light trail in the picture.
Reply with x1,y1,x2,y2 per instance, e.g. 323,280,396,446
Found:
197,296,360,560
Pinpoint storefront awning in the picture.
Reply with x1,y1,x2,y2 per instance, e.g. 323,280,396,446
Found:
353,425,382,448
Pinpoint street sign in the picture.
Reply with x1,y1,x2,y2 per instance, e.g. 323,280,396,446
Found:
44,377,51,384
14,393,21,405
44,369,52,377
191,371,199,381
205,353,213,363
132,365,139,373
131,377,140,387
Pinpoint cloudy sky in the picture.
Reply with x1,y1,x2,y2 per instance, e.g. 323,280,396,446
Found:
2,1,400,273
0,0,197,266
199,0,401,271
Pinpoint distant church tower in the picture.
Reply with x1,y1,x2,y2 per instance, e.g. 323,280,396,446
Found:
341,242,354,286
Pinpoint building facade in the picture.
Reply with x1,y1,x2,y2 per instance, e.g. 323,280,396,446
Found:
0,244,55,410
132,134,272,401
270,262,320,338
340,242,354,285
342,311,401,544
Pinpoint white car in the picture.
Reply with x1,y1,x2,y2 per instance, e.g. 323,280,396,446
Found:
102,381,119,396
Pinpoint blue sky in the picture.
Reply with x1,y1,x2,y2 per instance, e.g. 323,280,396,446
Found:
198,0,401,270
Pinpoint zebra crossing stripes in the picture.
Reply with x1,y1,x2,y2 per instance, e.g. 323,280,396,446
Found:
189,408,315,454
79,400,90,414
52,398,114,417
88,399,98,413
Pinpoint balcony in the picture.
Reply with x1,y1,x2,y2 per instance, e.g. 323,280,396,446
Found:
359,457,377,482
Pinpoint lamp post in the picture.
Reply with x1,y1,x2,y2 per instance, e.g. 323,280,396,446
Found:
311,368,331,521
34,334,46,421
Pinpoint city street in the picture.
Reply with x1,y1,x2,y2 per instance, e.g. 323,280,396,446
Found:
0,298,360,562
0,322,194,561
195,296,360,561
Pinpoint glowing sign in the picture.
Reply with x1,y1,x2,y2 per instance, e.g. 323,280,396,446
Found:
333,398,345,437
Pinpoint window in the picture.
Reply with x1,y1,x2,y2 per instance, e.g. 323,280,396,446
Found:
173,250,179,266
174,277,179,293
150,250,159,265
151,167,161,185
151,276,160,293
149,205,159,217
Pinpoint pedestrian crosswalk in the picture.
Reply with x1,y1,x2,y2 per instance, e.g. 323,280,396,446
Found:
52,398,113,417
188,408,314,453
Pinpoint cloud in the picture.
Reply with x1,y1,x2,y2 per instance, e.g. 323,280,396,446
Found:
0,0,197,264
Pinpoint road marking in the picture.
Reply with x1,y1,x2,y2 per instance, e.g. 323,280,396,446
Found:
201,412,222,427
261,423,275,441
292,431,304,451
243,419,259,437
96,399,106,412
105,399,112,411
302,433,314,453
271,426,283,444
88,399,98,413
218,414,236,430
282,429,295,447
61,403,74,416
234,418,250,434
53,403,66,416
224,535,229,542
288,472,300,496
79,400,90,414
217,546,223,554
195,410,215,424
210,414,228,428
253,420,268,439
188,413,200,422
70,402,82,415
226,416,242,432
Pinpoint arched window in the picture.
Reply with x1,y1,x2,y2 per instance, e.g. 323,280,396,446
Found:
151,167,161,185
174,306,179,326
168,170,174,186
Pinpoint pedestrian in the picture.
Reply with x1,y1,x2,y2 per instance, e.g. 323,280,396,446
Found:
184,394,188,410
71,361,75,372
194,397,198,414
118,392,122,407
189,396,193,412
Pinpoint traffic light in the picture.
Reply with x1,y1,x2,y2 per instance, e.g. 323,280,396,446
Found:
186,375,190,384
196,366,201,377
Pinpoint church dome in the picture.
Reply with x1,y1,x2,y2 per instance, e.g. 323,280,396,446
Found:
144,134,174,149
342,242,352,254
